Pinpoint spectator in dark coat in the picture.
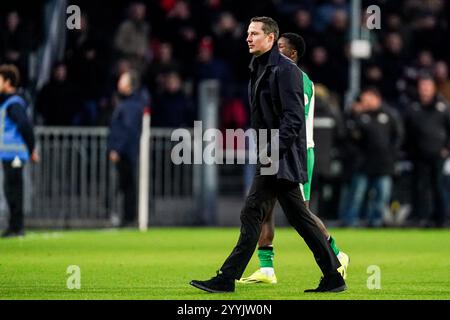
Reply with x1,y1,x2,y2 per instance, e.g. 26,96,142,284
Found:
404,76,450,227
193,36,232,99
164,0,198,67
66,13,107,126
435,61,450,103
308,46,336,92
114,2,151,73
0,11,31,86
35,63,81,126
108,70,148,227
379,32,408,105
146,42,182,94
212,12,248,84
152,71,194,128
340,87,404,227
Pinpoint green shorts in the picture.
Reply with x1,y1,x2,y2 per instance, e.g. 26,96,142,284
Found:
299,148,314,202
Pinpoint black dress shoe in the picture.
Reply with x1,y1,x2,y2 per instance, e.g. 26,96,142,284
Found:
190,271,235,293
1,229,25,238
304,273,347,293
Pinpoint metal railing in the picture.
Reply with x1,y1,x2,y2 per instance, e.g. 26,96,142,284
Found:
0,126,198,228
3,117,412,228
148,128,199,225
29,126,114,227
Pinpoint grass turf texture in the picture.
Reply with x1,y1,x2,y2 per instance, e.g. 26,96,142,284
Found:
1,228,450,300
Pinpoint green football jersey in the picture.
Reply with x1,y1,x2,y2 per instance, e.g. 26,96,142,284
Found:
302,71,315,149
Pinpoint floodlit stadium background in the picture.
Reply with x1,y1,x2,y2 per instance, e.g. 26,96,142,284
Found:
0,0,450,301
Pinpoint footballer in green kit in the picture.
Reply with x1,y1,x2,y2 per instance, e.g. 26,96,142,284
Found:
238,33,349,285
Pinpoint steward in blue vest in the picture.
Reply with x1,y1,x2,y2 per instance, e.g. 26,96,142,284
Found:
0,64,38,238
0,94,33,161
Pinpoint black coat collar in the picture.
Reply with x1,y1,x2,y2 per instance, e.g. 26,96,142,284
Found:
249,44,281,72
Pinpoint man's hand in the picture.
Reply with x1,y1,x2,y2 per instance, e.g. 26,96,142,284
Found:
31,150,40,163
109,150,120,163
261,157,273,168
441,148,449,159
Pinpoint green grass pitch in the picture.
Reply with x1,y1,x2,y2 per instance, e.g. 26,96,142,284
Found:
1,228,450,300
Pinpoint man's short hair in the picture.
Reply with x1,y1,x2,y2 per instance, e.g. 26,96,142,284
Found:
417,73,435,84
361,86,382,98
250,16,279,40
280,33,306,58
0,64,20,88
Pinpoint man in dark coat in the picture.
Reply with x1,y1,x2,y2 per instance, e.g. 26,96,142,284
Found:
341,87,404,227
190,17,346,293
404,76,450,227
107,70,147,227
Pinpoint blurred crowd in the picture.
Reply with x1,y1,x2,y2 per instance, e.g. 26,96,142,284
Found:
1,0,447,126
1,0,450,227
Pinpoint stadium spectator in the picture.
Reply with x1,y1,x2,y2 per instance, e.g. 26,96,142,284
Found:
164,0,198,67
308,46,335,92
66,13,107,126
0,64,38,238
0,11,30,86
401,50,436,104
192,0,226,38
152,71,193,128
220,98,248,138
285,8,319,58
362,63,383,93
146,42,182,94
108,70,147,227
192,36,232,98
314,0,349,32
404,76,450,228
410,9,449,60
323,9,349,96
340,87,404,227
114,2,151,74
274,0,312,17
378,32,408,105
35,62,81,126
434,61,450,103
211,12,248,84
381,13,413,53
220,97,248,164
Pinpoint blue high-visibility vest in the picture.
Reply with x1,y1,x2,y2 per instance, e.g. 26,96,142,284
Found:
0,95,30,162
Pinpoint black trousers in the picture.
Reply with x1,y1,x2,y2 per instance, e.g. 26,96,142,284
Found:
412,157,446,227
116,157,137,224
2,160,24,232
220,171,341,280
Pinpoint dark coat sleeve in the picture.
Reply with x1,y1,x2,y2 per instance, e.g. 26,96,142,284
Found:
444,102,450,151
107,105,127,155
7,103,35,154
388,107,404,151
276,64,305,157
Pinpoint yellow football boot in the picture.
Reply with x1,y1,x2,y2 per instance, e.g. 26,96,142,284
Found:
237,269,277,284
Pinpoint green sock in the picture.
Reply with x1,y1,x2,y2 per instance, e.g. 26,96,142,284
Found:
329,236,341,256
258,247,274,268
